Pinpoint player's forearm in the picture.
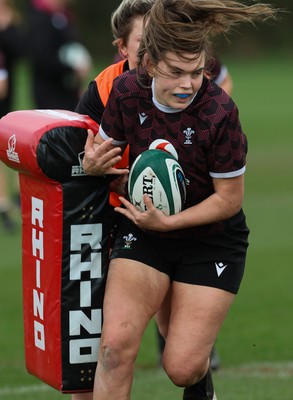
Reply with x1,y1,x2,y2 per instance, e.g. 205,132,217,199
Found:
167,192,243,231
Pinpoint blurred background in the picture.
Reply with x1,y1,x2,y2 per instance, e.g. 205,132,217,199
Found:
31,0,293,63
1,0,293,111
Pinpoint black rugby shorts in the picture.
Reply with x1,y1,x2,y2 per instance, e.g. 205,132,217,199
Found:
110,217,249,294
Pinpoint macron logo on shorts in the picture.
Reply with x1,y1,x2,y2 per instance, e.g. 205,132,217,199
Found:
215,262,227,277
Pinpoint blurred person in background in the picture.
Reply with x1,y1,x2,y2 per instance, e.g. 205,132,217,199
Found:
209,56,233,96
0,162,15,232
27,0,92,110
0,0,25,115
0,47,15,232
0,50,8,98
0,0,25,232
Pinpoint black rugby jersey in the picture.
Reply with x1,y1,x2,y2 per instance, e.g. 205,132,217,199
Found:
100,69,247,235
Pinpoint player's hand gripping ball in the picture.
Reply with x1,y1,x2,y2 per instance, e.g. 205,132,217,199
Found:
128,142,186,216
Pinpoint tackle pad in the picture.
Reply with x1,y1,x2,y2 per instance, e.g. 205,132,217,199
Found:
0,109,110,393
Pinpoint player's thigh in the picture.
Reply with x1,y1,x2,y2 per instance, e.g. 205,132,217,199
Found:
156,285,172,338
164,282,235,364
103,258,170,342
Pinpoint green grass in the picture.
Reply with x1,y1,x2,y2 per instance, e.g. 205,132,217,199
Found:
1,56,293,398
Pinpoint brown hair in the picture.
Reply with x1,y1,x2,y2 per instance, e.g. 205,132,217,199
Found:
111,0,155,48
137,0,278,68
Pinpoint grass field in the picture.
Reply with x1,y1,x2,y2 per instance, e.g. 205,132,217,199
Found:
0,56,292,399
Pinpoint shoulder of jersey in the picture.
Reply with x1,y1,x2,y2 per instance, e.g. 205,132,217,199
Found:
95,59,126,83
94,60,127,106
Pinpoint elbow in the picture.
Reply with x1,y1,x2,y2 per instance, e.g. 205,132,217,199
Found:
226,197,243,219
232,202,242,217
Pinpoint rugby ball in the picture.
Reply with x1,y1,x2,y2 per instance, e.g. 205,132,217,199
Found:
128,149,186,215
149,139,178,160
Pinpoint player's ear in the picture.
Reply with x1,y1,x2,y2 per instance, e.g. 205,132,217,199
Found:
117,39,128,58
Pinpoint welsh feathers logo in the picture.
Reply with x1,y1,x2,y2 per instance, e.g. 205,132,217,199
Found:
183,127,195,145
6,134,20,163
122,233,137,249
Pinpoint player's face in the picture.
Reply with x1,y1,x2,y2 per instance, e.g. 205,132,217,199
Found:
119,16,144,70
151,52,205,110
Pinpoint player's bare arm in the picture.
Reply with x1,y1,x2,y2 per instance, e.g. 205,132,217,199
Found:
116,175,244,232
170,175,244,231
83,129,128,176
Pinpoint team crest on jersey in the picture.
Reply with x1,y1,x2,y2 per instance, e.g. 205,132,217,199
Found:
183,127,195,145
122,233,137,249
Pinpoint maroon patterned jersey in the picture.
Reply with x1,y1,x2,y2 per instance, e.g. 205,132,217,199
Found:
100,69,247,234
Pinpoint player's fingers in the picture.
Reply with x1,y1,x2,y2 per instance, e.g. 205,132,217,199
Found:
84,129,95,152
102,145,121,161
117,196,135,210
143,194,155,211
108,167,129,175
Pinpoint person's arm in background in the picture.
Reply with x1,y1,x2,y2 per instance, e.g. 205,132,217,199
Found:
210,56,233,96
0,50,8,100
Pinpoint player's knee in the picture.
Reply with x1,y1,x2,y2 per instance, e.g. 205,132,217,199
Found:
99,341,119,370
99,323,138,371
163,357,207,387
